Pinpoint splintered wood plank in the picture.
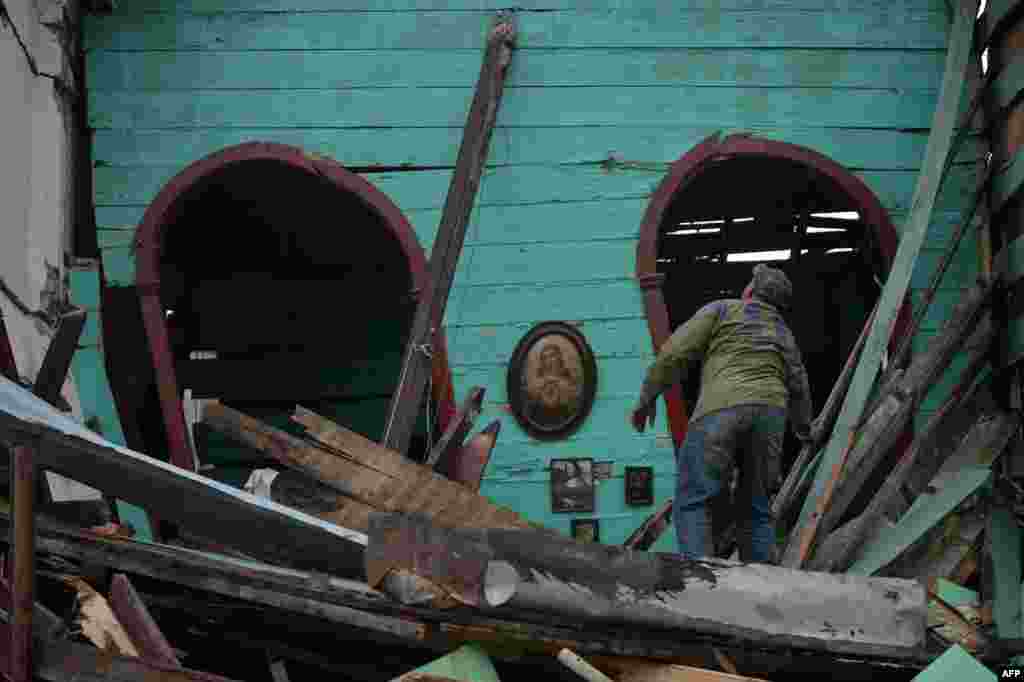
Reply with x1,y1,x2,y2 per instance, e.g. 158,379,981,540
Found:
211,403,539,531
989,506,1023,644
0,375,368,578
64,577,141,658
109,573,181,668
426,387,485,470
788,0,976,569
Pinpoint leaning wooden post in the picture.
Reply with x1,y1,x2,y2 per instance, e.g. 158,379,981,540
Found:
383,15,516,455
9,441,37,682
786,0,976,569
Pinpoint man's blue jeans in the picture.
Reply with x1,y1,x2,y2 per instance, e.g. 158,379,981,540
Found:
674,404,785,564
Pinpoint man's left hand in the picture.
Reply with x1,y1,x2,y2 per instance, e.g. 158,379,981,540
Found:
630,402,656,433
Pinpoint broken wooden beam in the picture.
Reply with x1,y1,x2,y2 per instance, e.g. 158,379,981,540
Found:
623,499,673,551
0,513,424,643
369,513,928,660
438,420,500,491
0,375,368,579
426,387,484,470
793,282,995,567
109,573,181,668
808,351,1003,573
32,310,85,409
286,404,542,531
9,441,36,682
790,0,977,569
383,15,516,455
844,409,1014,577
25,636,241,682
63,576,141,658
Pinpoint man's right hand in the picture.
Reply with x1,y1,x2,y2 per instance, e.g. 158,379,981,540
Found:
630,402,656,433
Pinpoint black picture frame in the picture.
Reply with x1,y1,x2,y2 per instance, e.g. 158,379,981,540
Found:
507,321,598,441
625,466,654,506
550,458,595,513
571,518,600,543
593,461,613,481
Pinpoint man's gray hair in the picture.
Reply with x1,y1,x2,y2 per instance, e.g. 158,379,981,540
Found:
749,264,793,312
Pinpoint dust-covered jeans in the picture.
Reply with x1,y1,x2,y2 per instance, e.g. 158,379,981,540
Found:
674,404,785,564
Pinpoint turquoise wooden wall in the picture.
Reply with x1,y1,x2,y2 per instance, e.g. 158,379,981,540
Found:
84,1,985,548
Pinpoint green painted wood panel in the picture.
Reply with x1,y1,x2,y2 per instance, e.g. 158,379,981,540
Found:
480,460,677,541
475,396,674,447
90,127,985,171
848,467,991,576
411,644,500,682
84,8,949,51
455,239,638,288
454,355,646,403
82,0,974,540
92,164,981,214
88,86,939,131
991,507,1023,643
115,1,949,12
992,146,1024,216
447,317,650,367
86,48,947,91
909,645,996,682
446,279,642,327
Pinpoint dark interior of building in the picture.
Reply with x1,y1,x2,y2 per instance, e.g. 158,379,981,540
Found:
656,155,883,542
103,159,438,497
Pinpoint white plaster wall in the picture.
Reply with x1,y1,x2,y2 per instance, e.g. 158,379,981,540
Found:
0,1,98,500
0,0,78,407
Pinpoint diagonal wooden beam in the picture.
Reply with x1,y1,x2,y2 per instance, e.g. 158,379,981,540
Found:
109,573,181,669
7,441,36,682
382,15,516,455
425,387,484,470
436,420,500,492
32,310,85,409
785,0,978,569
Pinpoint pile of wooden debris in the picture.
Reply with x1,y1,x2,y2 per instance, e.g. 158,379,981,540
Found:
0,357,1016,682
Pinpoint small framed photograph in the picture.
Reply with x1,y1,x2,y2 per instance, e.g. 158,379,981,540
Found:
571,518,600,543
625,466,654,506
593,461,613,481
550,458,595,513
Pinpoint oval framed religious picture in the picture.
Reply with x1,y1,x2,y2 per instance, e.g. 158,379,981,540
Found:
507,321,598,440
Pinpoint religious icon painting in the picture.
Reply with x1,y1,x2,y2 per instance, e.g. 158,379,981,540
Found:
593,461,613,481
625,466,655,506
571,518,600,544
550,458,595,513
507,321,598,441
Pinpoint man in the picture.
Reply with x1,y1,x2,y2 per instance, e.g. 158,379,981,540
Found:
630,264,813,564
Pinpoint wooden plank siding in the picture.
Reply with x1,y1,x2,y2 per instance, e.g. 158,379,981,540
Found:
84,0,987,543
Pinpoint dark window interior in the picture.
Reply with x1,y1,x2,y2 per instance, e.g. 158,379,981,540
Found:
105,160,437,495
656,155,883,480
